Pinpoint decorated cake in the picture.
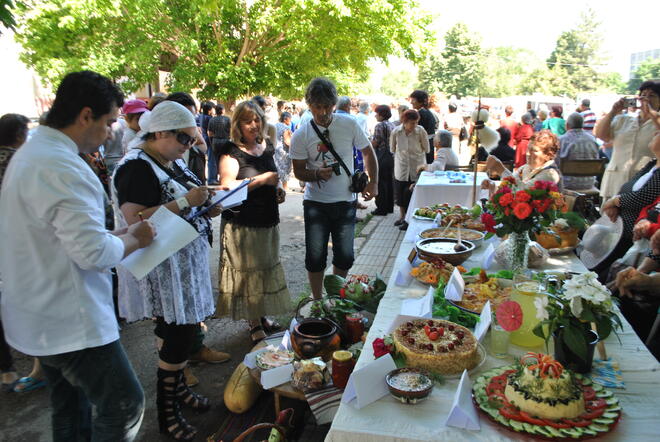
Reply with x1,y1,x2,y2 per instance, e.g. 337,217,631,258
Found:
504,353,585,420
392,319,478,375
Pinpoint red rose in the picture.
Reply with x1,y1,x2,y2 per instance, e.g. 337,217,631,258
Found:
481,213,496,233
499,186,512,194
538,199,551,213
513,202,532,220
317,143,329,153
503,176,517,184
372,338,392,358
531,199,542,210
499,193,514,207
515,190,531,203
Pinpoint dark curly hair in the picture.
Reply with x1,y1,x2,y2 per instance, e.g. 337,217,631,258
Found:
374,104,392,120
0,113,30,147
401,109,420,122
409,90,429,107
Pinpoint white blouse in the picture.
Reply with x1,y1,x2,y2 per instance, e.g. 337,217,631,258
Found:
0,126,125,356
390,125,429,181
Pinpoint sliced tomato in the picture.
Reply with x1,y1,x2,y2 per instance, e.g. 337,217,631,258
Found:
562,418,592,428
582,386,596,401
542,419,571,429
519,411,547,426
490,374,508,384
499,404,522,421
586,398,608,410
580,408,605,420
486,382,505,396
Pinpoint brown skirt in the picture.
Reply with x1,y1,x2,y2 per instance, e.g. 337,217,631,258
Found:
216,220,291,320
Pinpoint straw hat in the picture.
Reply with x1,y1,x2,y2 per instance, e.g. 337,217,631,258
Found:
579,215,623,269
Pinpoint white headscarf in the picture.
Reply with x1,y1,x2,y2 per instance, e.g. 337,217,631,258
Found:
128,101,196,150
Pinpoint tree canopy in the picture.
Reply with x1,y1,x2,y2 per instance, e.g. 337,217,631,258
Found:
15,0,432,101
628,58,660,93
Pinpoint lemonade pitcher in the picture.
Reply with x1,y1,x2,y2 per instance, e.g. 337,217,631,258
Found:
509,274,547,348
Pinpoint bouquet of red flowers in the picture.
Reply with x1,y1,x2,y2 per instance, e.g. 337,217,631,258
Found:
485,177,566,237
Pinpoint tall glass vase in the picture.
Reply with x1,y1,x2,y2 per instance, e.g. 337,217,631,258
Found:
507,231,531,274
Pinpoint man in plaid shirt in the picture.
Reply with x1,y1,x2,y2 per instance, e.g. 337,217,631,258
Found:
557,112,599,190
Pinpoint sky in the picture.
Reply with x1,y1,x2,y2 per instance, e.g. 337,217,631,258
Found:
418,0,660,79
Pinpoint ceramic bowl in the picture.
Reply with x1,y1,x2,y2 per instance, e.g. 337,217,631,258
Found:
419,227,485,249
416,237,475,266
385,368,434,404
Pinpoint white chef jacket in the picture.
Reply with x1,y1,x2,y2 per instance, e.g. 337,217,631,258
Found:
0,126,125,356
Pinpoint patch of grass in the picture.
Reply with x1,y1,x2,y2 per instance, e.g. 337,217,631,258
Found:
355,213,374,237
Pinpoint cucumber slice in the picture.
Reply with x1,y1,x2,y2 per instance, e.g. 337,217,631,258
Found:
495,414,509,426
590,383,603,391
602,411,619,419
596,390,613,398
509,420,525,432
605,405,622,412
560,428,582,438
593,417,615,425
486,407,499,420
536,427,553,438
544,426,563,438
582,428,598,437
580,378,592,386
606,397,619,405
588,423,610,433
522,422,539,434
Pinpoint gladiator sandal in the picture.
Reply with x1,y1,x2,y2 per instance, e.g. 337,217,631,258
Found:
176,369,211,413
157,368,197,441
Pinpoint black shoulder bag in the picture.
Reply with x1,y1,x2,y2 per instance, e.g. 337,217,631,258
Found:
310,120,369,193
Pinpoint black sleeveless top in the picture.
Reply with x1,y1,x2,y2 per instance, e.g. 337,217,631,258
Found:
222,140,279,227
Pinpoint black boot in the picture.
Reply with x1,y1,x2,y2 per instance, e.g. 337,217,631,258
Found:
157,368,197,441
176,368,211,413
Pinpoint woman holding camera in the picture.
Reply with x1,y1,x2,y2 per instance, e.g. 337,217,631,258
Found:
216,100,290,344
597,80,660,200
112,101,220,441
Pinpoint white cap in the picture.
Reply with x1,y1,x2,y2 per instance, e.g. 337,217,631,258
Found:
579,215,623,269
140,101,196,133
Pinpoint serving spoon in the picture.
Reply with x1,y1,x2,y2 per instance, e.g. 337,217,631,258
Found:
454,228,468,252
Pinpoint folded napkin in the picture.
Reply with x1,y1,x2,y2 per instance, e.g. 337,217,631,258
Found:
589,358,625,389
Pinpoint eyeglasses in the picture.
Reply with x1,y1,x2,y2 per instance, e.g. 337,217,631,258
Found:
170,130,196,147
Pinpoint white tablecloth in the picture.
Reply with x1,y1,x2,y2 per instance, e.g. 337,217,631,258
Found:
405,171,490,223
325,217,660,442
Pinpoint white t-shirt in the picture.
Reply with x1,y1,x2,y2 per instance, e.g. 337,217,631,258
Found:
290,113,370,203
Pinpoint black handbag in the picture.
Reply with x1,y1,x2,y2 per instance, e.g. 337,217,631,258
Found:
310,120,368,193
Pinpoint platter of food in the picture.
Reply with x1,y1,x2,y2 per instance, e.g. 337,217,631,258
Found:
255,350,295,370
419,227,486,248
473,353,621,440
447,270,513,314
410,260,454,287
413,204,485,232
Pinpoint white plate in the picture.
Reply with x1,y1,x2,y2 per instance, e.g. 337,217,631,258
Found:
443,343,488,379
412,214,435,221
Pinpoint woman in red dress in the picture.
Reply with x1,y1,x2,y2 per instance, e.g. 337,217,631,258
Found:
514,113,534,168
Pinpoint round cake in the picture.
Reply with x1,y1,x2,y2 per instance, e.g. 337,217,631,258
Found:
504,353,585,420
392,319,478,375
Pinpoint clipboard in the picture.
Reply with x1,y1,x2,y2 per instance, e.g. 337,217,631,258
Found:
188,179,250,220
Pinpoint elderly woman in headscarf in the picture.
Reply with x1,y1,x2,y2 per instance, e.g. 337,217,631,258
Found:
112,101,221,441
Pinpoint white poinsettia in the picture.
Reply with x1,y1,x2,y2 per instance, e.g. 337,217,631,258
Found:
562,272,611,305
534,296,549,320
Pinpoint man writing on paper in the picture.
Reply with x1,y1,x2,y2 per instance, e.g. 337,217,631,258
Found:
290,77,378,299
0,71,155,441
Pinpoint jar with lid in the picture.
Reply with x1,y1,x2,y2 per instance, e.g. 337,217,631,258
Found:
331,350,355,389
345,313,365,344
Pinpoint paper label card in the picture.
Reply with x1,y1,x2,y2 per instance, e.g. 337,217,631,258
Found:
289,318,299,333
341,353,397,409
481,243,496,270
278,330,292,351
473,301,492,342
261,364,294,389
433,212,442,227
400,287,433,318
395,260,413,287
444,267,465,301
385,314,432,335
445,369,480,430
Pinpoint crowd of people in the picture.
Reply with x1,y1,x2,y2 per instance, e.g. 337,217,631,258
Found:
1,69,659,441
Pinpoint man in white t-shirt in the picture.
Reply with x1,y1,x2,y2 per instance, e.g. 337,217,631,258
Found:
290,78,378,299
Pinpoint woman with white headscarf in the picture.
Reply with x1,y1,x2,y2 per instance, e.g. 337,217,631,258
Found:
111,101,221,441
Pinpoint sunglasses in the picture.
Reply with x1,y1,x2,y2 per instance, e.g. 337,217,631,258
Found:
170,130,196,147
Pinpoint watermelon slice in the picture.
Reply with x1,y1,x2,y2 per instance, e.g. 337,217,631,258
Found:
496,301,523,331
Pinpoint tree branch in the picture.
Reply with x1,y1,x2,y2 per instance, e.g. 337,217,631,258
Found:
236,21,251,66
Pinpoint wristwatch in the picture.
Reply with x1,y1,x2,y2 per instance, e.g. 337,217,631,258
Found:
176,197,190,211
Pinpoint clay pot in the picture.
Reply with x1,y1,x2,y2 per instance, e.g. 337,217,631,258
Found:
291,318,341,361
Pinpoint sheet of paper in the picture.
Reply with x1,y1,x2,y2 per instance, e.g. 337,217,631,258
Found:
445,369,480,430
289,318,299,333
395,260,413,287
400,286,433,318
278,330,292,351
119,206,200,280
261,364,295,389
473,301,492,342
209,179,248,209
341,353,396,409
243,345,276,369
444,267,465,301
481,243,496,270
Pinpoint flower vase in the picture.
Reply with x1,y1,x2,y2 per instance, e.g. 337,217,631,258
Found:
553,327,599,374
508,231,531,273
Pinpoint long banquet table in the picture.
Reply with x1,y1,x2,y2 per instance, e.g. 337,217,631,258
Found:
325,216,660,441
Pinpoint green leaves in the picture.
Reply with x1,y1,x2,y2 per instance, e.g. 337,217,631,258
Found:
15,0,431,99
561,324,589,362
